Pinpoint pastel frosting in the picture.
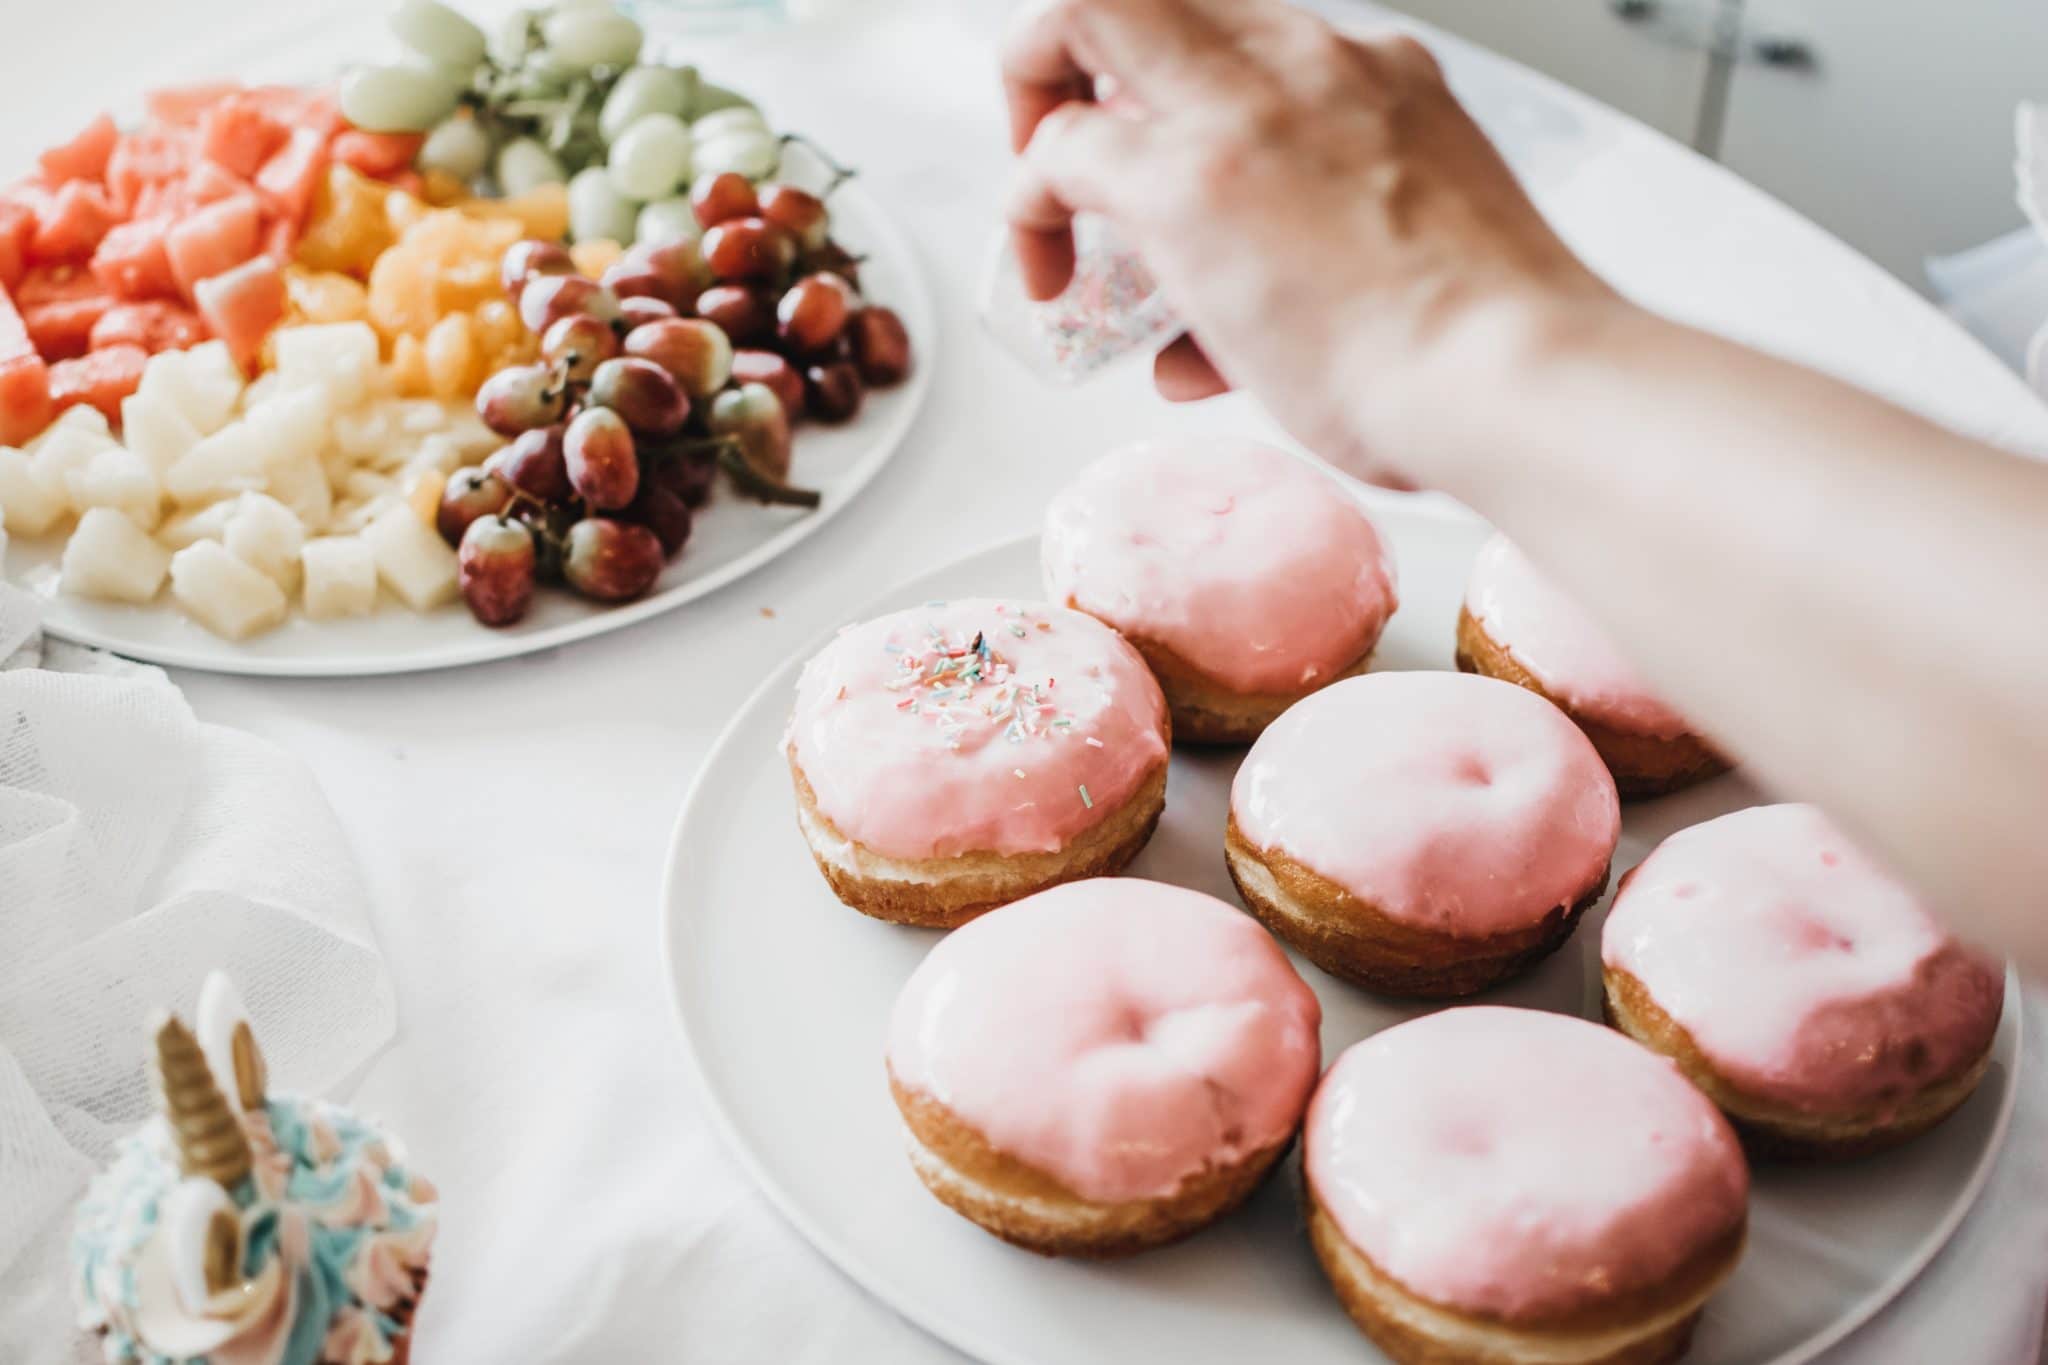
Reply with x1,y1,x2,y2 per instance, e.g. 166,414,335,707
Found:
1041,438,1398,694
1603,803,2004,1113
1232,671,1620,935
1307,1007,1748,1323
887,878,1323,1204
786,599,1169,860
72,1094,436,1365
1465,534,1690,739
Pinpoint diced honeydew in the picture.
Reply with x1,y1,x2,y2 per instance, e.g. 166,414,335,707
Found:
156,500,238,551
300,537,379,619
166,420,268,504
65,447,162,531
362,504,458,611
0,447,68,536
61,508,171,603
121,391,203,479
169,541,288,640
270,323,380,410
223,493,306,593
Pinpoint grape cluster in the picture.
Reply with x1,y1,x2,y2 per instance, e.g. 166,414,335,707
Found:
453,180,912,626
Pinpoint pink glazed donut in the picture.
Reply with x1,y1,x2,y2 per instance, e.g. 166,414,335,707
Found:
1457,534,1727,798
786,598,1169,927
1603,803,2005,1159
1226,670,1620,997
887,878,1323,1256
1042,437,1397,743
1304,1007,1749,1365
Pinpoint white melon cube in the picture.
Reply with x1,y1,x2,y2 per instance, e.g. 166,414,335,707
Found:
244,386,332,470
0,447,68,535
268,453,333,532
120,391,203,479
66,446,162,531
332,406,398,463
169,541,288,639
26,402,111,453
223,492,306,593
31,422,117,500
61,508,170,603
300,536,378,619
362,504,458,611
166,421,267,504
271,323,380,410
238,371,280,412
139,344,241,436
343,469,396,505
157,500,237,551
439,410,499,460
400,434,463,482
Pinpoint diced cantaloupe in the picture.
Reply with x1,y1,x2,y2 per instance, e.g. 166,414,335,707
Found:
361,502,456,610
62,506,170,602
64,444,161,530
300,535,377,618
0,446,67,535
169,538,287,638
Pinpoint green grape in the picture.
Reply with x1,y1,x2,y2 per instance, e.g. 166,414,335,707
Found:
496,137,567,195
339,63,462,134
419,115,492,183
609,113,692,201
688,106,767,144
691,128,778,183
389,0,488,69
568,166,640,245
635,197,700,247
540,7,643,71
488,7,538,66
600,66,691,143
686,80,758,122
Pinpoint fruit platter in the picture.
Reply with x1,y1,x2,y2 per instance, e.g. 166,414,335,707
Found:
0,0,931,674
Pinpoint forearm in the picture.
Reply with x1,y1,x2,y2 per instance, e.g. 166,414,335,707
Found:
1402,299,2048,967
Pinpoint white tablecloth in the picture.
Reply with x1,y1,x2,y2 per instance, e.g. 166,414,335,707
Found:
9,2,2048,1362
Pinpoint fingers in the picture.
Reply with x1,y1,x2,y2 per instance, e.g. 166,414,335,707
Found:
1000,0,1255,149
1009,103,1148,299
1153,334,1231,402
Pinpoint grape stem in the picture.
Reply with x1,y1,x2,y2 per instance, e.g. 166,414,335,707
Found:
697,438,823,507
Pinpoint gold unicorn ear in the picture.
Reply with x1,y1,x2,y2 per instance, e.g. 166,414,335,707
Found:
200,1207,241,1297
196,972,266,1113
151,1012,251,1190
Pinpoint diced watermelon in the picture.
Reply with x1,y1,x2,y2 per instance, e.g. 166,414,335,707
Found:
183,159,251,208
38,113,120,186
18,265,114,360
107,127,191,215
193,254,284,372
0,284,53,443
198,94,289,181
49,343,147,423
0,203,32,291
260,215,296,266
254,126,327,228
89,299,207,353
329,130,423,179
165,194,260,299
90,218,177,300
144,83,242,126
28,181,118,264
248,84,342,138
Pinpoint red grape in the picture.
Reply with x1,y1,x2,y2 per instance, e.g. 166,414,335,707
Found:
701,217,796,284
757,183,830,253
600,264,669,303
730,349,803,423
624,318,732,400
618,296,679,328
694,284,775,348
645,437,717,508
632,239,712,313
540,313,619,386
800,239,862,290
458,515,538,626
501,239,576,302
624,482,693,558
437,466,514,546
848,306,912,387
476,363,566,435
690,171,759,229
563,518,664,601
518,274,621,336
485,424,573,503
586,357,689,435
802,360,864,424
709,383,793,483
776,271,856,355
564,406,640,510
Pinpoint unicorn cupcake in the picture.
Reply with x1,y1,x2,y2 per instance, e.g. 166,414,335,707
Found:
71,973,436,1365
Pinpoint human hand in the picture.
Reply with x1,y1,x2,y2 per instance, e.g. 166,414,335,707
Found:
1003,0,1617,484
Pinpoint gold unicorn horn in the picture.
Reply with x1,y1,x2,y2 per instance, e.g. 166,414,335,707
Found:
151,1012,251,1190
201,1207,242,1297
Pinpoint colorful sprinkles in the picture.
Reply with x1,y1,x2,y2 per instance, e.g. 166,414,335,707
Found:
1030,245,1180,381
880,607,1089,754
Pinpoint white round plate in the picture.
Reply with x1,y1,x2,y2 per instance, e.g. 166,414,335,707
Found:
663,506,2021,1365
4,182,933,677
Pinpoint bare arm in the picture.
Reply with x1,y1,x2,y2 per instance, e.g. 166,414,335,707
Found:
1003,0,2048,973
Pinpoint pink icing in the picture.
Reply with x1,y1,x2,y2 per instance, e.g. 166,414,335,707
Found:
1232,671,1619,935
1466,534,1690,739
887,878,1323,1203
1306,1007,1748,1323
1041,438,1398,694
787,599,1168,860
1603,803,2004,1113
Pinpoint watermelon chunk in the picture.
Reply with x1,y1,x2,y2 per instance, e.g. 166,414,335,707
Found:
38,113,120,186
0,284,53,444
255,126,328,228
18,265,113,359
193,255,284,371
183,159,251,208
27,181,118,263
145,83,242,127
90,300,206,354
49,343,147,423
198,94,288,181
166,194,260,299
248,84,342,138
107,128,191,215
90,217,176,300
0,202,33,291
330,130,423,180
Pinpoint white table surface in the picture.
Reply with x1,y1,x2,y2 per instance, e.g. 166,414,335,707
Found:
12,2,2048,1361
